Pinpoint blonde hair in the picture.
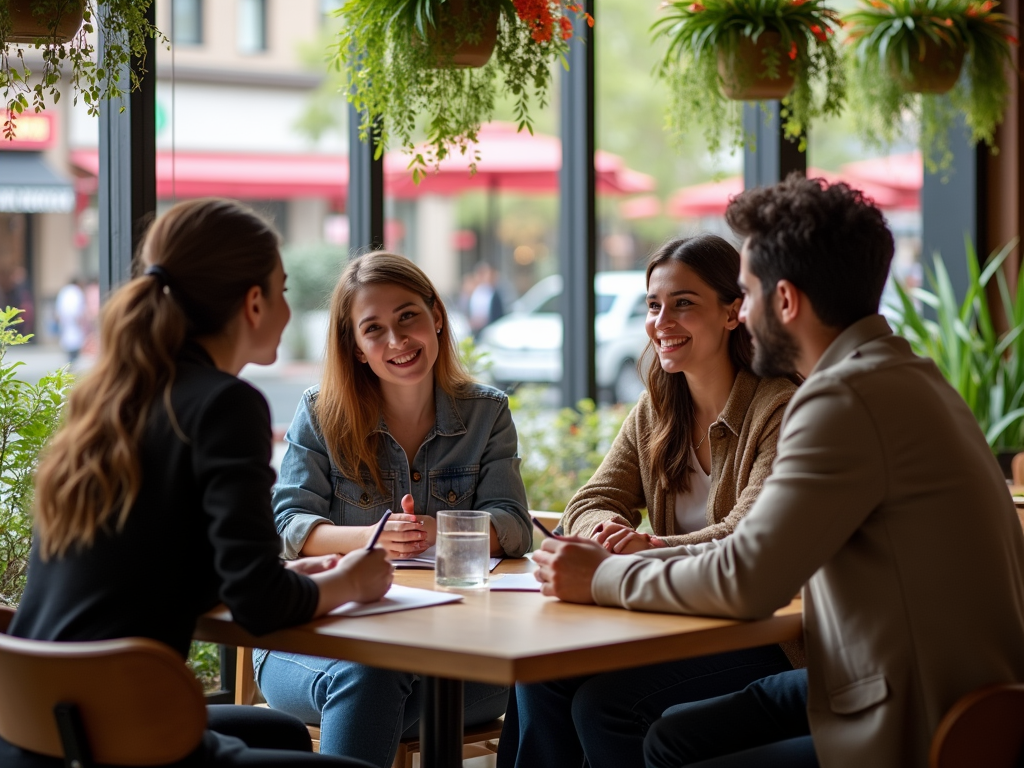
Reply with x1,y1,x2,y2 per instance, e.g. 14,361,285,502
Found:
34,198,280,559
318,251,473,493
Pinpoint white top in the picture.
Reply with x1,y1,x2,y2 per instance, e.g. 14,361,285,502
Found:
674,447,712,535
55,282,86,352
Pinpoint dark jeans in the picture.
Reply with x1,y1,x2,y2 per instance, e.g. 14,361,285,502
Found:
0,705,375,768
497,644,793,768
644,669,817,768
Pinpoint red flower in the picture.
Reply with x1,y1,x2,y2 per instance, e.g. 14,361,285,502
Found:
515,0,556,43
869,0,887,8
689,2,705,10
791,0,809,5
789,41,798,59
585,11,594,26
559,14,573,39
810,23,826,40
1008,33,1020,44
942,17,953,25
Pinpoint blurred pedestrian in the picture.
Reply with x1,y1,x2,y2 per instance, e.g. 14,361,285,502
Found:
467,262,505,335
55,276,86,363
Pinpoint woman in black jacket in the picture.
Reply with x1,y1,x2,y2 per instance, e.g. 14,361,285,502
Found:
4,198,392,768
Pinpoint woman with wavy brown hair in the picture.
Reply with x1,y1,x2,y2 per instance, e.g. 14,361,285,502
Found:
258,251,531,768
500,234,799,768
4,198,391,768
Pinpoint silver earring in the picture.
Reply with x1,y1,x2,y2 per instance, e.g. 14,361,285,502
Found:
437,328,442,335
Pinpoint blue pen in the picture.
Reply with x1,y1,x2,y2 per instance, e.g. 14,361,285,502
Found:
366,509,393,551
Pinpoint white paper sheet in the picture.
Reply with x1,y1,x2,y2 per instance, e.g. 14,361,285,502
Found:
488,573,542,592
328,584,463,617
392,545,502,572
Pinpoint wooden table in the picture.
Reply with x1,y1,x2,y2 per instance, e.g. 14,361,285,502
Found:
195,559,802,768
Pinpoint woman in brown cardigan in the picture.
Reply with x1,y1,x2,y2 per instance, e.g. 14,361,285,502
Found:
498,235,798,768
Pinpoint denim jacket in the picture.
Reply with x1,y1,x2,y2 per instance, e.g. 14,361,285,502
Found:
273,382,532,561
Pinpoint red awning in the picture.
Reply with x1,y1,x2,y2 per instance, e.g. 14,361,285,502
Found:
384,122,656,198
70,149,348,204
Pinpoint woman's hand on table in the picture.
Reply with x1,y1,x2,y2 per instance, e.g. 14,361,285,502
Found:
310,548,393,615
365,496,430,559
533,536,612,603
593,521,656,554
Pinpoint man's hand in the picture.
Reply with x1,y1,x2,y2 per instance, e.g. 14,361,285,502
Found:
532,536,612,603
284,554,340,575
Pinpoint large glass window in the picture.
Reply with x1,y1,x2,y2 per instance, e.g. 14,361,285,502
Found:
238,0,268,53
172,0,202,46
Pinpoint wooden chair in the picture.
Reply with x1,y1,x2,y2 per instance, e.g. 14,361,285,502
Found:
0,605,207,767
236,646,503,767
930,684,1024,768
1012,452,1024,487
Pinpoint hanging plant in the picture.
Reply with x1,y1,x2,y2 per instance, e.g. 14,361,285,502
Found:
652,0,846,155
0,0,163,140
844,0,1018,173
332,0,594,183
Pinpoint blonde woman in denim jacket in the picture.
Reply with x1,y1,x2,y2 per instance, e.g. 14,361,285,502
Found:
256,252,531,768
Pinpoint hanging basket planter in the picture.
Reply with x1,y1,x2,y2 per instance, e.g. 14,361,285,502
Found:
425,0,500,68
652,0,845,156
717,32,795,101
843,0,1018,174
5,0,84,45
890,40,965,95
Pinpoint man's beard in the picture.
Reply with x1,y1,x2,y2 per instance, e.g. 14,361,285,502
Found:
751,302,800,379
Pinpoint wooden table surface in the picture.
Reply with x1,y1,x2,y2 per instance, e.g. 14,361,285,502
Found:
195,558,802,685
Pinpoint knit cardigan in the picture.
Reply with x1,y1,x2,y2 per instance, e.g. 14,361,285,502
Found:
561,369,796,547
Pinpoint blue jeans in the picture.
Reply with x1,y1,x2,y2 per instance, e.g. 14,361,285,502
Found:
644,669,817,768
257,652,508,768
498,644,792,768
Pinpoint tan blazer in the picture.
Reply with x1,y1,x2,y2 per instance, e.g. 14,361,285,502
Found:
561,369,796,546
592,315,1024,768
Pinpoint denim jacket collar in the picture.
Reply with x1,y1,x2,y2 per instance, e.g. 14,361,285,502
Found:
370,385,467,439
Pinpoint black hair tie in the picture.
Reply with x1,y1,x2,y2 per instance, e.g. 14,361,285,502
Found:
144,265,173,295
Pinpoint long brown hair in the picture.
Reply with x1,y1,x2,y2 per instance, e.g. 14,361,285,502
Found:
34,198,280,559
644,234,753,495
317,251,472,493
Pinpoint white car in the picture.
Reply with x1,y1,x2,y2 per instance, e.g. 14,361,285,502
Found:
477,271,650,403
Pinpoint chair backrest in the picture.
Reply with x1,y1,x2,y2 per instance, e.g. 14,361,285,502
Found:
930,684,1024,768
0,620,207,766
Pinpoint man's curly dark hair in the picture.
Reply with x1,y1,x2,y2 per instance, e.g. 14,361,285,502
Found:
725,173,895,329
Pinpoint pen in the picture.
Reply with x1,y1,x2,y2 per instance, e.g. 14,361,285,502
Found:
531,515,557,539
366,509,393,551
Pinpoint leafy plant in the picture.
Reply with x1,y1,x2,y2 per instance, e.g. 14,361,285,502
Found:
186,641,222,692
652,0,846,154
1,0,163,140
331,0,593,181
0,307,72,605
509,385,628,512
888,237,1024,451
844,0,1017,173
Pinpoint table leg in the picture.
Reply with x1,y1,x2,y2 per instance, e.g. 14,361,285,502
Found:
419,676,464,768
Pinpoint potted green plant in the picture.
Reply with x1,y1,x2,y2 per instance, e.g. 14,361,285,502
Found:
888,237,1024,464
0,308,72,605
844,0,1018,173
0,0,162,140
652,0,846,155
332,0,593,181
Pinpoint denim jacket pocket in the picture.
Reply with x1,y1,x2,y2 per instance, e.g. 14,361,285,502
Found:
429,465,480,508
333,471,395,526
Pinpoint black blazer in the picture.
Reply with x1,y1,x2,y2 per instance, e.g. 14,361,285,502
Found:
11,343,317,658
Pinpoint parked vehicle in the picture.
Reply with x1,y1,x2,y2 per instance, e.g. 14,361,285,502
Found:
477,271,649,403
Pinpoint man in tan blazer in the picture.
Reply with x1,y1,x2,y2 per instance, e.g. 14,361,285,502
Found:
533,175,1024,768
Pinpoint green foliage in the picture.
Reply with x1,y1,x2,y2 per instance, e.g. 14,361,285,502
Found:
510,386,628,512
458,335,494,378
652,0,846,154
186,641,221,693
280,242,348,314
0,0,164,140
844,0,1016,173
889,237,1024,451
331,0,586,181
0,308,72,605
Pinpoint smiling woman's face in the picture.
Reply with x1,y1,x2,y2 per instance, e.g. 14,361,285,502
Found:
350,282,442,389
645,260,740,376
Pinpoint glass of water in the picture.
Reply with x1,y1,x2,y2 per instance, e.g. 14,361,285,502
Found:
435,510,491,590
